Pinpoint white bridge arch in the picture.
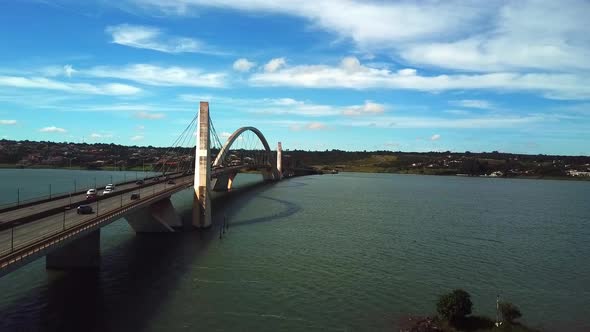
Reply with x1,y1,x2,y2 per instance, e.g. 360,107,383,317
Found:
213,126,272,167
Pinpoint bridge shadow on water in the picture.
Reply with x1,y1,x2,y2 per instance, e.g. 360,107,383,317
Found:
0,178,307,332
209,179,304,228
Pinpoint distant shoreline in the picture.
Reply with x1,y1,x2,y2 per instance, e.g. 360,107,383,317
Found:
0,164,149,172
331,169,590,182
3,164,588,182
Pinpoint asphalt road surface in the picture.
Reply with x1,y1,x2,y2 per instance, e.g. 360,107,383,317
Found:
0,176,193,256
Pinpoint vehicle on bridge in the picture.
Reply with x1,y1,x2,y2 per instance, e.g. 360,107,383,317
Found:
130,193,140,200
135,180,144,185
103,188,114,195
105,184,115,190
76,205,93,215
86,189,97,200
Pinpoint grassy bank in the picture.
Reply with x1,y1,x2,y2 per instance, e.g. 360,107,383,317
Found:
312,154,590,181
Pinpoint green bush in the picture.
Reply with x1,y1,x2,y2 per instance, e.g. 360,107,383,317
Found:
436,289,473,322
499,301,522,323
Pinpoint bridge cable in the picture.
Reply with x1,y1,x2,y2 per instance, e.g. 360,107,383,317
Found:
159,113,198,175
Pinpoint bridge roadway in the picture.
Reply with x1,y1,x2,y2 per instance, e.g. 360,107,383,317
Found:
0,174,194,257
0,174,180,223
0,165,257,224
0,165,270,269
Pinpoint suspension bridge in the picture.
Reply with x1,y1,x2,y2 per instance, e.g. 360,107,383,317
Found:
0,102,298,278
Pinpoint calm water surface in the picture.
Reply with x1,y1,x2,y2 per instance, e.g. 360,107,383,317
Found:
0,169,589,331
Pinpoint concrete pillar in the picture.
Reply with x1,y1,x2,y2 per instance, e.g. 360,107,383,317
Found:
125,197,180,232
262,168,274,181
193,101,212,228
227,173,236,190
212,172,237,192
277,141,283,179
211,174,228,192
46,229,100,270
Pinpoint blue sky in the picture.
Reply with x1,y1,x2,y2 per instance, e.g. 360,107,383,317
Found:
0,0,589,155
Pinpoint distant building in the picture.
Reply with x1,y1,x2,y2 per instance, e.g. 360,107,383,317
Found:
567,170,590,177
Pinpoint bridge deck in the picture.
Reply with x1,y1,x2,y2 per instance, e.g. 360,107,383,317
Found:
0,165,266,225
0,175,195,274
0,165,275,277
0,174,188,224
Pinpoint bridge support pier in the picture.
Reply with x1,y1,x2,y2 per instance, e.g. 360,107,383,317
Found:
193,101,212,229
46,229,100,270
125,197,181,232
261,169,275,181
212,172,236,192
277,141,283,180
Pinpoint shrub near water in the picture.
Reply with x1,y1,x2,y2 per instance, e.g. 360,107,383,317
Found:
499,301,522,323
436,289,473,323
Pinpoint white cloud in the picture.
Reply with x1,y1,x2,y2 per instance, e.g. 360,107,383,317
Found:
135,111,165,119
444,109,471,116
401,1,590,72
221,131,232,138
132,0,485,46
40,126,67,133
451,99,493,109
397,68,417,76
136,125,145,130
182,94,389,118
85,64,226,88
343,114,546,129
64,65,76,77
131,1,590,74
264,57,286,73
289,122,327,131
131,135,144,141
0,120,17,125
272,98,301,106
340,56,364,73
90,133,114,139
249,56,590,100
233,58,256,72
202,95,338,117
106,24,216,54
307,122,327,130
343,100,385,116
431,134,441,141
0,75,141,95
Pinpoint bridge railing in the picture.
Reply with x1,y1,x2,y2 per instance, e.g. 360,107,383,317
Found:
0,174,193,259
0,172,185,213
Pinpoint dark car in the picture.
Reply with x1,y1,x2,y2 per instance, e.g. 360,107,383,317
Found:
136,180,144,185
167,180,175,185
130,193,140,200
153,177,160,181
77,205,93,215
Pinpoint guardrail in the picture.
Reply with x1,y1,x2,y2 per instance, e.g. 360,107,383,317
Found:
0,178,194,272
0,172,185,213
0,173,190,231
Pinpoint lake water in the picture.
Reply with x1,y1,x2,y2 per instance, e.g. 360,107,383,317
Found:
0,169,589,331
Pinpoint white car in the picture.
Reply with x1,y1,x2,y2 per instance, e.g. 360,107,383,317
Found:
105,184,115,190
86,188,97,200
103,188,114,195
